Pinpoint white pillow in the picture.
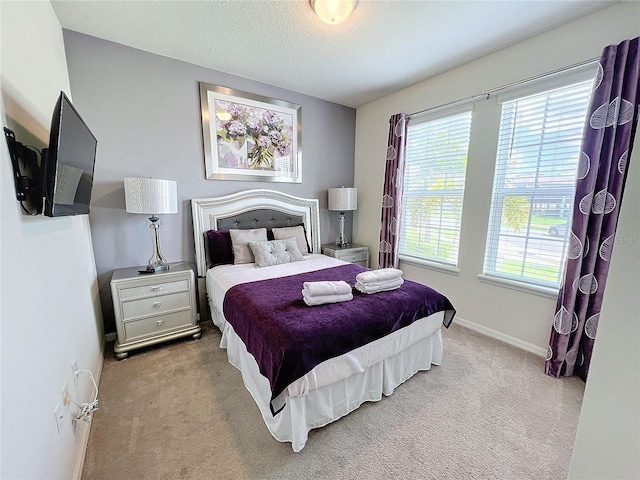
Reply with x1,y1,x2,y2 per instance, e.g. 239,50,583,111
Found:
272,225,310,255
248,237,304,268
229,228,268,264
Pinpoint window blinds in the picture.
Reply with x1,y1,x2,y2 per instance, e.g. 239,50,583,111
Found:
400,111,472,267
483,80,592,287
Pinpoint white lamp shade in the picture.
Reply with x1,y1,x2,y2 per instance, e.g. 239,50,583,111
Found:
124,177,178,215
328,187,357,211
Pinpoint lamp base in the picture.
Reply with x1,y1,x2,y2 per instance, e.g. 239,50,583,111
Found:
141,263,170,273
335,211,350,248
145,215,170,273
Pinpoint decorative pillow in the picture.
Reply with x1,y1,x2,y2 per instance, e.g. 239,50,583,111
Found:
248,237,304,268
272,225,310,255
205,230,234,267
229,228,268,264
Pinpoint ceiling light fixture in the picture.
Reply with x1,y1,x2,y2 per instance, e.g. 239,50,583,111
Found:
310,0,358,25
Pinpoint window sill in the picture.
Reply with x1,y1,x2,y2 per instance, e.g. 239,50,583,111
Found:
477,274,558,299
399,256,460,276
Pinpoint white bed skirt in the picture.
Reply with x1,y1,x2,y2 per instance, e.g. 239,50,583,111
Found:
210,302,444,452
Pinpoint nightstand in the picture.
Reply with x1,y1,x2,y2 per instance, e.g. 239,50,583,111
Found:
322,243,369,268
110,262,201,359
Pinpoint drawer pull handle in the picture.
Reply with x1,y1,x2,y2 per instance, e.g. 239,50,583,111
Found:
151,286,162,292
156,320,164,326
153,302,163,308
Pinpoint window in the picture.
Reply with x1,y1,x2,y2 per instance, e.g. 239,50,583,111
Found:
483,80,592,288
399,110,472,267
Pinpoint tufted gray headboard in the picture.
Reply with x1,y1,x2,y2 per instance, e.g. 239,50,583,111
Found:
191,189,321,277
215,209,304,232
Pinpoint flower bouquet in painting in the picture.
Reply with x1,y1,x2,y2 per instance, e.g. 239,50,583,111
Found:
200,82,301,183
215,100,293,171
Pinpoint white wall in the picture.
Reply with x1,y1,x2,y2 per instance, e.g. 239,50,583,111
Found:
0,2,104,479
354,0,640,351
354,2,639,477
568,135,640,478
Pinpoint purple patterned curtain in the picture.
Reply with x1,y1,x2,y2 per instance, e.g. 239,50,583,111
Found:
546,37,640,380
378,113,408,269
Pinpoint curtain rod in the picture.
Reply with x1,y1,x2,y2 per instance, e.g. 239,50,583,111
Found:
408,56,599,120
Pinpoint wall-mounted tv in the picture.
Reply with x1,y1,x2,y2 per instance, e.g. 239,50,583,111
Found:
43,91,97,217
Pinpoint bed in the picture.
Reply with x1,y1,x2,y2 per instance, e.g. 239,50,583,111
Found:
191,189,455,451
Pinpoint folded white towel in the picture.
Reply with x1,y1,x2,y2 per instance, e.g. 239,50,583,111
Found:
354,278,403,289
355,277,404,294
356,268,403,285
302,280,352,297
302,291,353,306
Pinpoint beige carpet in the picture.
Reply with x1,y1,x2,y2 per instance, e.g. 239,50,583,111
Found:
82,321,584,480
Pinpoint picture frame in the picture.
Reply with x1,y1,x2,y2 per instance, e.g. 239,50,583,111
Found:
199,82,302,183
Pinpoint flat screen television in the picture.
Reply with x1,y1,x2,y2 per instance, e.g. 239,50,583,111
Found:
43,91,97,217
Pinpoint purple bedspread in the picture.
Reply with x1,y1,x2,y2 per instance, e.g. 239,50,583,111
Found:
222,263,455,414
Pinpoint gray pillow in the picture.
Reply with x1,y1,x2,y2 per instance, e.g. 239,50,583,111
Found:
248,237,304,268
229,228,268,264
272,225,310,255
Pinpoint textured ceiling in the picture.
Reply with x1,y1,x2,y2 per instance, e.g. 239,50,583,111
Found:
51,0,616,108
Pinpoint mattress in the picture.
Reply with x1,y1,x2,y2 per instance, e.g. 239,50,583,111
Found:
205,255,447,450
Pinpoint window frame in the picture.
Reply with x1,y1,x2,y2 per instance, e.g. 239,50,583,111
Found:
399,106,473,270
482,76,594,290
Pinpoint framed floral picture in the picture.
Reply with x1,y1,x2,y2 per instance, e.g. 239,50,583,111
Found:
199,82,302,183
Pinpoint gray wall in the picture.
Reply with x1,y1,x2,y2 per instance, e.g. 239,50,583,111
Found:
63,31,356,333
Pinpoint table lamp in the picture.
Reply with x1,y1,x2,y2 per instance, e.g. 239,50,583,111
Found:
328,187,357,247
124,177,178,272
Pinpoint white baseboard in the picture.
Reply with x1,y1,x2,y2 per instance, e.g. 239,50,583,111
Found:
72,334,106,480
453,316,547,357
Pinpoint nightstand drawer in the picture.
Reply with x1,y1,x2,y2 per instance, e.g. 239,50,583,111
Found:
337,251,368,263
122,291,191,320
124,310,193,342
118,279,189,301
322,243,370,268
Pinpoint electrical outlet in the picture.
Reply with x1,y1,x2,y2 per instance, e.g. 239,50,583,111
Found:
71,359,79,383
54,402,64,434
62,383,71,409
